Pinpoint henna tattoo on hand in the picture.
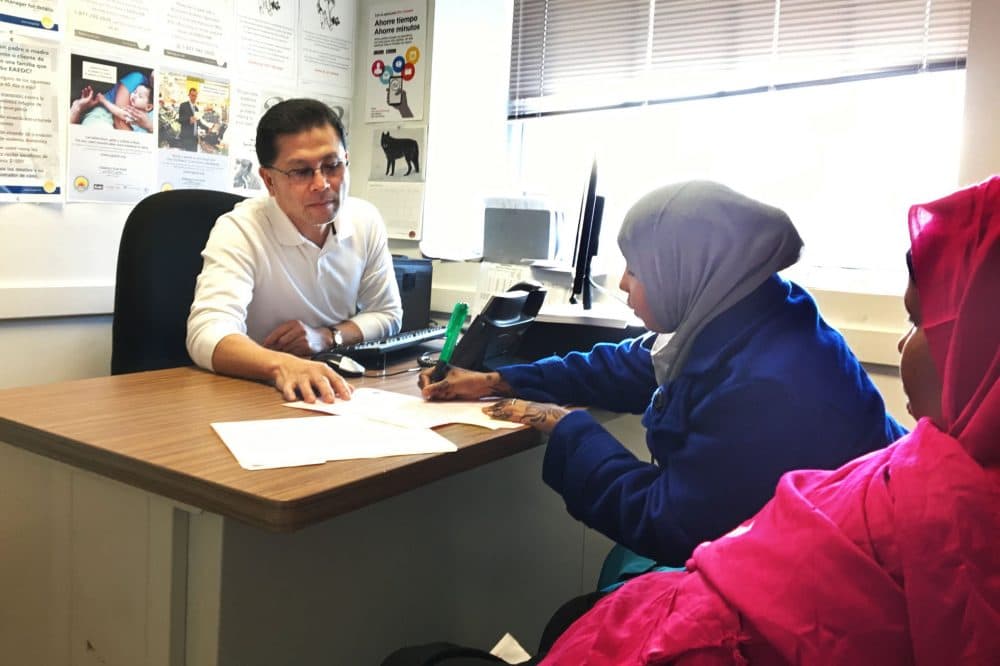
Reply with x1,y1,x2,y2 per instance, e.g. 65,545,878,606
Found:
482,398,569,433
433,378,458,400
522,404,569,431
483,397,515,418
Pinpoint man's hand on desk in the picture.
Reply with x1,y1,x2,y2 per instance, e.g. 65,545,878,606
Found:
418,367,514,401
481,398,571,435
272,356,354,404
212,334,353,403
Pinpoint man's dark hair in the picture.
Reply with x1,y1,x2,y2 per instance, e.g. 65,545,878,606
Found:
255,98,347,167
189,87,198,95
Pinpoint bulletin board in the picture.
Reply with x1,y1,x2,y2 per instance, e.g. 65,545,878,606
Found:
0,0,359,319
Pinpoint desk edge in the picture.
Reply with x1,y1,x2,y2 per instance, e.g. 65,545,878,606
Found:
0,416,544,533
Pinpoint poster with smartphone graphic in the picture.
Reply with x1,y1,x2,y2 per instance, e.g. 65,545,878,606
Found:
365,0,425,122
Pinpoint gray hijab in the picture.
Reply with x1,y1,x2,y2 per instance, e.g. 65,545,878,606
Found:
617,181,803,385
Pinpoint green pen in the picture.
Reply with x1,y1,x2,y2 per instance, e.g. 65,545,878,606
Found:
429,301,468,382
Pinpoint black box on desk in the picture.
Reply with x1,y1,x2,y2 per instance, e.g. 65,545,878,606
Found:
392,255,433,332
518,320,647,362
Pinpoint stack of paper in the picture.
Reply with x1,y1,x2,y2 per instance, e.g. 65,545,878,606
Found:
211,413,457,471
284,388,522,430
212,388,518,470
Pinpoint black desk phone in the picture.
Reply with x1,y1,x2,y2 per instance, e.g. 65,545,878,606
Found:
448,281,547,371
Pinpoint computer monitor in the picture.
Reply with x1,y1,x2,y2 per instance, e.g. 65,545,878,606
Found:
569,157,605,310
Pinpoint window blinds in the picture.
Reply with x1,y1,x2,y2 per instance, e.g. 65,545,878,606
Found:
508,0,971,117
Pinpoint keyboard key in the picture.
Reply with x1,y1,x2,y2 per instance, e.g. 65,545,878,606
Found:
318,325,447,359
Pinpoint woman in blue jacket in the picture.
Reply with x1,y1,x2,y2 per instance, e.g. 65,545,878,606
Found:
419,180,906,570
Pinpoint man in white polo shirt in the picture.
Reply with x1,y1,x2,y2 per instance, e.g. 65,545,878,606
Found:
187,99,402,403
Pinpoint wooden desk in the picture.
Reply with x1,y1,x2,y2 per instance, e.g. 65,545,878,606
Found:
0,364,620,666
0,365,541,532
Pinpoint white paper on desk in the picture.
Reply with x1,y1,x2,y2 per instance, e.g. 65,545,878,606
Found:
211,414,457,470
285,388,523,430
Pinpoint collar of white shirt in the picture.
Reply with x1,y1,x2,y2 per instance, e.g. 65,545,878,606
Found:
266,196,355,249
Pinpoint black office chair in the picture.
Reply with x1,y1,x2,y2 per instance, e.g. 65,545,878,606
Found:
111,189,245,375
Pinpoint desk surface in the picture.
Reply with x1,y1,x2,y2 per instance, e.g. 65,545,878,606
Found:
0,365,542,532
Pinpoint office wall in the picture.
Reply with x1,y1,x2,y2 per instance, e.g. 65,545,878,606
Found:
0,316,112,389
0,0,439,389
0,200,122,387
1,0,998,390
960,0,1000,184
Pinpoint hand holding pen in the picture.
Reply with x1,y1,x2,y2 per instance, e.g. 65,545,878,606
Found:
428,302,468,383
418,302,520,401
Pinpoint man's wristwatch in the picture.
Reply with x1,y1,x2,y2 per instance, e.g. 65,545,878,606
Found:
330,326,345,347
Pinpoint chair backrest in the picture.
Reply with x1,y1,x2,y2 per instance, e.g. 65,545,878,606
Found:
111,189,245,375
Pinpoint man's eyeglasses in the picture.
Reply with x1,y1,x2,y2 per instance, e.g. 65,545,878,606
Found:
265,158,348,184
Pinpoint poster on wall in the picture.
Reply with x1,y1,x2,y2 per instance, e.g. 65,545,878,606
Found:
0,38,61,202
65,53,156,203
226,84,293,195
369,126,423,182
365,125,425,239
235,0,297,83
161,0,234,70
0,0,61,35
317,92,352,139
157,70,230,192
226,88,351,196
298,0,355,95
364,0,425,123
68,0,154,51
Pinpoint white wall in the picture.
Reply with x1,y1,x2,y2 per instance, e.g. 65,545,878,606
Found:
1,0,997,390
0,316,111,390
0,202,126,386
960,0,1000,184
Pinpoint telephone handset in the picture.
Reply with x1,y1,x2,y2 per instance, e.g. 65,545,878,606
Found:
506,280,546,316
448,282,547,371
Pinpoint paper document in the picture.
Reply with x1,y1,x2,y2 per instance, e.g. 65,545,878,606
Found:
285,388,523,430
490,633,531,664
474,261,575,316
211,414,457,470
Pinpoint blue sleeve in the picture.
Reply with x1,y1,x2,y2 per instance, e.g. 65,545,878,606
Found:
543,378,838,565
104,72,147,105
542,411,686,559
118,71,146,93
885,415,908,441
498,337,657,414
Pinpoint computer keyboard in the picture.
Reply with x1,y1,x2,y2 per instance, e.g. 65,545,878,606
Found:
322,325,447,359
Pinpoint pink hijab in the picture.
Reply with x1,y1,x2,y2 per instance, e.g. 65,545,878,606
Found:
909,177,1000,466
542,177,1000,665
